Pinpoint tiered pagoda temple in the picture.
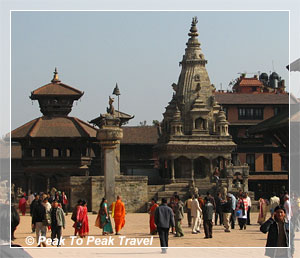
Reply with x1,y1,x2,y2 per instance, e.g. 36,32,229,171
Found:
11,69,97,194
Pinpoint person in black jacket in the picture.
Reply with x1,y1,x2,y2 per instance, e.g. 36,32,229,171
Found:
30,194,39,233
203,197,214,239
260,205,293,258
154,198,175,254
32,199,47,247
221,194,233,232
215,192,223,226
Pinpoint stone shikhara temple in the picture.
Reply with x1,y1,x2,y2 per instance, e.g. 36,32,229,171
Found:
11,18,255,212
155,17,246,189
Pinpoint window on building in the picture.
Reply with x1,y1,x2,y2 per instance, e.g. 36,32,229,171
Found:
66,148,73,157
246,154,255,171
238,107,263,120
264,154,273,171
274,107,281,116
281,155,288,171
53,148,62,157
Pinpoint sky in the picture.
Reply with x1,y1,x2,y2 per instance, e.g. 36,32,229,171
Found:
1,1,300,256
10,11,289,132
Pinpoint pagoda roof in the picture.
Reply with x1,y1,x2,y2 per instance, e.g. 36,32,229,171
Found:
11,116,97,139
30,68,83,99
30,82,83,98
121,126,158,144
215,92,289,105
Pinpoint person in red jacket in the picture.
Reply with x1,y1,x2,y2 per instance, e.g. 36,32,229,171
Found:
18,193,27,216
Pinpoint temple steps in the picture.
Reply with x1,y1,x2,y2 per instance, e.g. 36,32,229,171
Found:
164,183,189,191
157,191,188,199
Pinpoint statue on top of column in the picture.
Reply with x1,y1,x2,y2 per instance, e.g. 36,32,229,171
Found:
107,96,115,116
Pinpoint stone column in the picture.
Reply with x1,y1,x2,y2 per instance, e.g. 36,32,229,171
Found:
97,118,123,206
171,159,175,183
191,159,195,181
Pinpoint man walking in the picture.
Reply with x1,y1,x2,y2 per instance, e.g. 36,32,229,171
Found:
154,198,175,254
191,195,202,234
50,200,65,247
28,191,34,205
185,195,193,227
174,195,184,237
32,199,47,247
215,192,223,226
228,192,237,229
30,194,39,233
221,194,233,232
270,192,280,216
203,197,214,238
114,196,126,235
246,192,252,225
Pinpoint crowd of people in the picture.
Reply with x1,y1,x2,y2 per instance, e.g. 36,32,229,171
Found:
14,187,300,255
27,192,66,247
148,190,300,255
17,190,127,247
149,190,253,239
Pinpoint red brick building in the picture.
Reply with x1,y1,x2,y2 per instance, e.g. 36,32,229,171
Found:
215,74,289,199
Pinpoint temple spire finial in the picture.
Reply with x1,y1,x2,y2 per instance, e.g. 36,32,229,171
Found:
189,16,199,38
52,67,60,83
192,16,198,26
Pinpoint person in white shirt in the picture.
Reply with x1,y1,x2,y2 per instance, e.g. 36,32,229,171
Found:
270,192,280,215
191,195,202,234
28,191,34,205
283,195,292,220
43,198,51,213
246,192,252,225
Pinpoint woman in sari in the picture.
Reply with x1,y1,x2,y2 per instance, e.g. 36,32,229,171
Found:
73,200,89,237
148,198,159,235
18,193,27,216
257,198,269,225
95,198,113,235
